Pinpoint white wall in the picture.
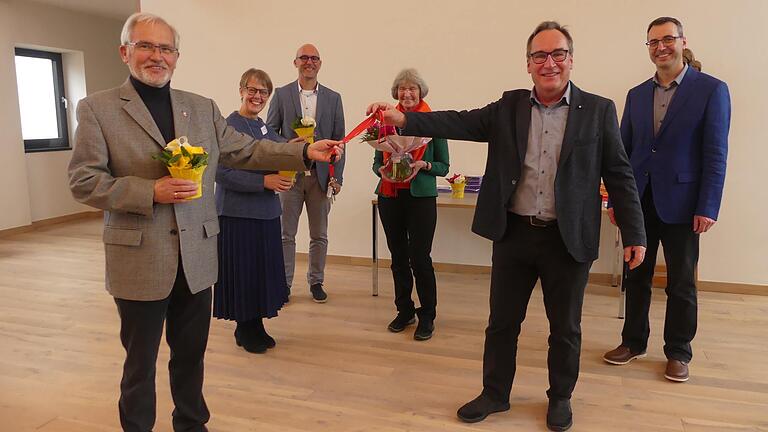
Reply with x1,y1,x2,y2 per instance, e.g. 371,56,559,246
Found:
0,0,130,227
142,0,767,286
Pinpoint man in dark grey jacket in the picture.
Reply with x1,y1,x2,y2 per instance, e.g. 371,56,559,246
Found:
267,43,345,303
369,21,646,431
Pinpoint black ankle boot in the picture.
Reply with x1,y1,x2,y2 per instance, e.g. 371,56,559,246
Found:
235,321,267,354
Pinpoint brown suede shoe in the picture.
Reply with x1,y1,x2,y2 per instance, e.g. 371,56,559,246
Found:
603,345,647,365
664,359,689,382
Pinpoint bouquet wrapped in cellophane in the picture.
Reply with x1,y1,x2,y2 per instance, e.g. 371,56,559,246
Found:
152,136,209,200
362,121,431,183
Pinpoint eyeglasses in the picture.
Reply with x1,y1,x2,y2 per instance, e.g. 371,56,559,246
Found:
125,41,179,56
397,86,419,94
244,86,269,97
646,35,683,48
529,49,569,64
296,55,321,63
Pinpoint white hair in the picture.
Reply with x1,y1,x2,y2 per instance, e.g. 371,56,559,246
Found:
120,12,180,48
390,68,429,100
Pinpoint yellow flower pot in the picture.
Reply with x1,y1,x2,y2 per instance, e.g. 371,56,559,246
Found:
450,182,466,199
278,170,297,184
293,126,315,144
168,165,207,200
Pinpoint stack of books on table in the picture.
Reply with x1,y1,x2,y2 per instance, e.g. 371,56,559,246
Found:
465,175,482,193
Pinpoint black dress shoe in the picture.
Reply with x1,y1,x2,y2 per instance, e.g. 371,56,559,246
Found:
413,319,434,341
546,398,573,431
387,314,416,332
457,394,510,423
310,283,328,303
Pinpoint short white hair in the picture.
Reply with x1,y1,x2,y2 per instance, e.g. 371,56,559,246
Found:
391,68,429,100
120,12,180,48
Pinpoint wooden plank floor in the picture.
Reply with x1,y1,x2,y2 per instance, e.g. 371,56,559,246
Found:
1,217,767,432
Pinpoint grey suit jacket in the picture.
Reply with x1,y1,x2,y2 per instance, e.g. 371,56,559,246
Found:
68,79,308,301
404,84,646,263
266,80,345,190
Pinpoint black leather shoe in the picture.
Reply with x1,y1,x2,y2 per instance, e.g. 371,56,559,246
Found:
310,283,328,303
546,398,573,431
413,319,434,341
387,314,416,332
457,394,510,423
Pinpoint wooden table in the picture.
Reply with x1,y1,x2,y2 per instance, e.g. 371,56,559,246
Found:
371,193,478,296
371,193,625,318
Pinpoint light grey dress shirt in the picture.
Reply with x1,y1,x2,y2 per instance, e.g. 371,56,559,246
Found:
653,63,688,136
298,81,318,120
510,83,571,221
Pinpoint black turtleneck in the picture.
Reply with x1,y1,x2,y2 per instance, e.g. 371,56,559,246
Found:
130,76,175,144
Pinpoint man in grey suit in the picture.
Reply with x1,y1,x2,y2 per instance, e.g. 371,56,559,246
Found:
267,43,345,303
68,13,340,432
369,22,646,431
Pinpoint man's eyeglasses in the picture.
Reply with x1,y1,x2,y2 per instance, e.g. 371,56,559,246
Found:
529,49,569,64
296,55,321,63
244,87,269,97
125,41,179,56
646,35,683,48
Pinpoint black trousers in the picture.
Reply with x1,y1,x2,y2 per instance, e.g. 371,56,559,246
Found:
621,187,699,362
482,213,591,402
378,191,438,321
114,259,211,432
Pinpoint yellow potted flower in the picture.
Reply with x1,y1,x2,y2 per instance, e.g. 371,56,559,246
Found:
153,136,209,200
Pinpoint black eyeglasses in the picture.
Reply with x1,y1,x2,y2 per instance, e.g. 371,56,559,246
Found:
646,35,683,48
244,87,269,97
528,49,569,64
296,55,321,63
125,41,178,56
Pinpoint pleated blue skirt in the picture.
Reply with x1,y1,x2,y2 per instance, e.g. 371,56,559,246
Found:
214,216,288,321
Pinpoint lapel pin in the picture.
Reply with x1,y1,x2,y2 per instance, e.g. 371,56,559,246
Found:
578,105,582,109
182,111,188,117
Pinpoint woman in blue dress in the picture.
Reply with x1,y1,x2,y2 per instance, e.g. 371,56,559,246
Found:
214,68,295,353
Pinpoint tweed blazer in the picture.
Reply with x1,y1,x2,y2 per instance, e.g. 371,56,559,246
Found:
68,79,308,301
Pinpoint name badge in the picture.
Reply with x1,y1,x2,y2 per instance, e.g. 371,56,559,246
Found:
260,125,268,135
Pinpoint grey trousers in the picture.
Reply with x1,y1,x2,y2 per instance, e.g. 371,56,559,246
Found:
279,171,331,290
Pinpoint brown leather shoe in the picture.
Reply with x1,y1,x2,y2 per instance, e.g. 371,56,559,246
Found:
603,345,646,365
664,359,689,382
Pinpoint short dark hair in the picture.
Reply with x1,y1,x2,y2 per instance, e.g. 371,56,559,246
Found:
647,16,684,37
239,68,273,95
526,21,574,56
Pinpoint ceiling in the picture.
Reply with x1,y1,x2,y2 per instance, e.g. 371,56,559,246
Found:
28,0,138,20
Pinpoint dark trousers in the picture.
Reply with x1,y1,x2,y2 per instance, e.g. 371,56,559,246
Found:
482,213,591,402
378,191,438,321
621,187,699,362
114,260,211,432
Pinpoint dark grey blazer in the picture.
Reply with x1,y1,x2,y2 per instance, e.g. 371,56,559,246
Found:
266,80,345,190
403,83,645,263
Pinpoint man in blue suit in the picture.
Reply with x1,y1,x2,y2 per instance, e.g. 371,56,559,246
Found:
603,17,731,382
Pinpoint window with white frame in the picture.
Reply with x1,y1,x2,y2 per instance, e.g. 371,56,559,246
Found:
14,48,70,152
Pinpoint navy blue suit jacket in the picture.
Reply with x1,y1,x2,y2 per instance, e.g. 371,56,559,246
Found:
620,67,730,223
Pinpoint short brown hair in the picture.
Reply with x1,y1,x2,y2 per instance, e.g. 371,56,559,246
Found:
647,16,684,37
526,21,574,56
239,68,273,95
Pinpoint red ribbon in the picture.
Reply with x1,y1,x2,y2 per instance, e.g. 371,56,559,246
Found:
342,110,384,143
330,109,385,179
